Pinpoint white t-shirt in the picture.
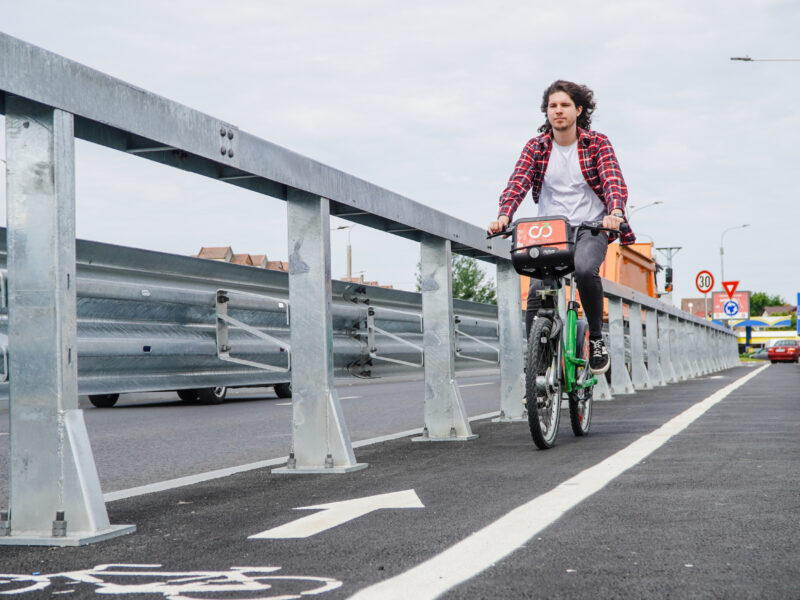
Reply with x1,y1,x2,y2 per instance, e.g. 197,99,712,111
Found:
538,140,606,226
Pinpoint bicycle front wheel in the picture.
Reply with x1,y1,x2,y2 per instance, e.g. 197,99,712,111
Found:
569,324,593,436
526,317,561,449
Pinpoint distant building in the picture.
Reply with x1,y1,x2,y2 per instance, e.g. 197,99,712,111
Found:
340,275,393,289
195,247,272,269
196,246,234,262
230,253,254,266
762,304,796,317
266,260,289,272
250,254,269,269
680,297,713,319
194,247,389,286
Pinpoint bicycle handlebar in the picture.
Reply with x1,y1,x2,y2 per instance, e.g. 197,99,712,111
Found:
486,219,631,240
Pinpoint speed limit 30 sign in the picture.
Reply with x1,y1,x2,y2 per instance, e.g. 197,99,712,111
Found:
696,270,714,294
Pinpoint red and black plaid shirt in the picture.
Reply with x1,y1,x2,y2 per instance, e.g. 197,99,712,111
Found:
498,128,635,244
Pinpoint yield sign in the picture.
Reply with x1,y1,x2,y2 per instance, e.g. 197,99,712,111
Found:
249,489,424,539
722,281,739,299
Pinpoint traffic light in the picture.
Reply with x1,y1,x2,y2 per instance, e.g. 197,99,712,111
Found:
664,266,673,292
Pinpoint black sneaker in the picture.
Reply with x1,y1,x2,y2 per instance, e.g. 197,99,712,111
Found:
589,337,610,374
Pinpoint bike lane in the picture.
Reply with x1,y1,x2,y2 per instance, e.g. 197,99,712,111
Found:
442,361,796,599
0,364,785,599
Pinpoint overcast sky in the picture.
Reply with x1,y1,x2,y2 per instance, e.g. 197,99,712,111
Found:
1,1,797,309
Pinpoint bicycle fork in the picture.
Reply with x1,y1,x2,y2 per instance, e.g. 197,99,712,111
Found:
562,273,597,393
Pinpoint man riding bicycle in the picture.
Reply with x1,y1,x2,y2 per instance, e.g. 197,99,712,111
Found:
488,80,636,374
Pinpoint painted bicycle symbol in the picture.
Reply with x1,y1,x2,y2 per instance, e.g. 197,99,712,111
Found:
0,564,341,599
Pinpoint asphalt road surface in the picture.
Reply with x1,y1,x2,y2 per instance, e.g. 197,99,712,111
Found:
0,362,797,599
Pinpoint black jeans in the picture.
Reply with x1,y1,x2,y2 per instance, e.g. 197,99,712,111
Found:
525,229,608,338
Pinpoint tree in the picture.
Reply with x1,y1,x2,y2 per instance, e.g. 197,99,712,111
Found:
750,292,785,317
415,255,497,304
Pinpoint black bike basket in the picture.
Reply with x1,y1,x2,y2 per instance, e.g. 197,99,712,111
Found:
511,216,575,279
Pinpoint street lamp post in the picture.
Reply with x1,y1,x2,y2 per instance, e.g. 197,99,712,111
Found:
332,225,357,282
628,200,664,216
719,224,750,288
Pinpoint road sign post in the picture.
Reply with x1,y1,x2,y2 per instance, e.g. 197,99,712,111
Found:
696,271,714,320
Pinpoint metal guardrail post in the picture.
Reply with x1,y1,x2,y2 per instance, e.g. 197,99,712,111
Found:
690,322,702,372
717,330,728,371
729,332,740,367
686,321,704,377
593,372,613,400
628,303,651,390
720,331,729,368
683,319,695,377
414,236,477,442
658,312,678,383
493,261,526,422
713,330,720,370
645,308,666,386
669,316,688,381
1,98,133,545
691,322,704,375
608,297,634,395
683,320,699,377
708,329,720,371
697,323,712,374
273,190,366,474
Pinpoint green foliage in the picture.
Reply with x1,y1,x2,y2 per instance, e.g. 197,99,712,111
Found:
750,291,785,317
415,255,497,305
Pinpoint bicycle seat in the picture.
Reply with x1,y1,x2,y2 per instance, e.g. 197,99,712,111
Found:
510,216,575,279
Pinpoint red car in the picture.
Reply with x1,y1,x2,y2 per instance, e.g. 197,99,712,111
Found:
767,340,800,363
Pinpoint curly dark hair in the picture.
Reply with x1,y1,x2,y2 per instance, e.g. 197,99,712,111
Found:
538,80,596,133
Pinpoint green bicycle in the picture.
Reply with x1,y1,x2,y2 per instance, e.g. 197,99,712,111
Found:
490,217,628,449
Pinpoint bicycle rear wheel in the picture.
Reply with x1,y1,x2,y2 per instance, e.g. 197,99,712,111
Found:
525,317,561,449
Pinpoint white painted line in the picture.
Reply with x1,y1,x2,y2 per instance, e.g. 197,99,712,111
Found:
0,432,7,437
339,395,362,400
275,402,292,406
349,364,769,600
458,382,494,388
103,457,290,502
104,412,500,502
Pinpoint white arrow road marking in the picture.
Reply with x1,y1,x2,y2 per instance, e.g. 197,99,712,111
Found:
249,489,424,539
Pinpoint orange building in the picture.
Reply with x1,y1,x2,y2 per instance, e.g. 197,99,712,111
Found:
521,242,658,319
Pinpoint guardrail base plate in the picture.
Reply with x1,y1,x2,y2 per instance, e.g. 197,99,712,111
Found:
492,415,528,423
411,434,479,442
272,463,368,475
0,524,135,547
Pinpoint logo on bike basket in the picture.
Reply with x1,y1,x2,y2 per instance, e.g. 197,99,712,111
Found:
516,220,567,249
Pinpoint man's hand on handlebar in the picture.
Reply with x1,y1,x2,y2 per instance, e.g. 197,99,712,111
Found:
601,213,625,230
488,215,510,237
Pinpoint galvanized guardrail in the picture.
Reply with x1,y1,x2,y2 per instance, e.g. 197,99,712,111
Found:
0,31,738,545
0,230,501,399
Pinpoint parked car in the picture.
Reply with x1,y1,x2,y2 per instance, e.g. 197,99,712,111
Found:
88,382,292,408
767,340,800,364
747,348,769,360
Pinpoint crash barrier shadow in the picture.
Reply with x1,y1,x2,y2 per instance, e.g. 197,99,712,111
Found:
0,32,738,545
